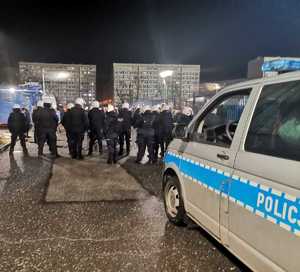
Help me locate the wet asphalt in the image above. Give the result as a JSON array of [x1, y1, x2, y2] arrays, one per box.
[[0, 138, 249, 272]]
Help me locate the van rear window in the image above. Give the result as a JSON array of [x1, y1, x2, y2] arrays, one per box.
[[245, 80, 300, 161]]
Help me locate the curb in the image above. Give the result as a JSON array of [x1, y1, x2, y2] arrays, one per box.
[[0, 143, 10, 153]]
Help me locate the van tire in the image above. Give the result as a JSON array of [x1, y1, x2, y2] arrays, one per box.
[[163, 175, 186, 226]]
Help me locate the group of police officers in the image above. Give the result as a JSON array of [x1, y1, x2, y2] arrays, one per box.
[[7, 97, 193, 164]]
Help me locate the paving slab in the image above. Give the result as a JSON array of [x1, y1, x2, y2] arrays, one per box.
[[46, 156, 149, 202]]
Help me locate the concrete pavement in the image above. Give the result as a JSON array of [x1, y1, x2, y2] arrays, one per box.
[[0, 135, 248, 271]]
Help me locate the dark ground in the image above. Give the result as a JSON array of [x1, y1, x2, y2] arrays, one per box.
[[0, 138, 249, 271]]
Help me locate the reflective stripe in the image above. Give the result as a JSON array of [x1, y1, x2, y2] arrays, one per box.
[[237, 200, 244, 207], [271, 189, 282, 197], [260, 184, 270, 192], [249, 181, 258, 188], [239, 178, 248, 184], [284, 193, 297, 202], [267, 216, 277, 224], [255, 210, 265, 218], [245, 205, 254, 213], [164, 152, 300, 237], [279, 222, 291, 232], [232, 175, 240, 181]]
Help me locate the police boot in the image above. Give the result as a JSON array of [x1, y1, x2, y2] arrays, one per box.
[[51, 150, 60, 158], [118, 148, 123, 156], [113, 152, 117, 164], [107, 153, 113, 164], [98, 142, 103, 155], [87, 143, 93, 156], [23, 147, 29, 156], [77, 151, 84, 160], [38, 145, 43, 157]]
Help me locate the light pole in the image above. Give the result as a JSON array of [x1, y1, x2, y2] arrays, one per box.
[[56, 72, 69, 104], [42, 68, 46, 93], [159, 70, 173, 104], [174, 81, 181, 108]]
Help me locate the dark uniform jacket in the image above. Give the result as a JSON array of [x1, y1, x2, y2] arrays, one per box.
[[8, 110, 28, 134], [159, 111, 174, 136], [152, 111, 162, 138], [105, 111, 120, 139], [177, 114, 193, 127], [69, 106, 89, 133], [132, 109, 141, 128], [88, 108, 105, 132], [118, 108, 132, 132], [61, 110, 72, 132], [32, 107, 43, 127], [36, 107, 59, 131], [136, 111, 155, 137], [23, 109, 32, 129]]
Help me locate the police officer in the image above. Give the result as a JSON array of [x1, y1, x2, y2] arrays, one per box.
[[22, 107, 32, 138], [132, 105, 141, 128], [36, 98, 59, 158], [88, 101, 105, 156], [7, 104, 29, 156], [135, 105, 155, 164], [159, 104, 174, 158], [32, 100, 44, 144], [68, 98, 89, 160], [152, 105, 162, 163], [61, 103, 74, 155], [118, 102, 132, 156], [178, 106, 193, 126], [104, 104, 119, 164]]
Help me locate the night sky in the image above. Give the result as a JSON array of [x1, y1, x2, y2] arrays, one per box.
[[1, 0, 300, 98]]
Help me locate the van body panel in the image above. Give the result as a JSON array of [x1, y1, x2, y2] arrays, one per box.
[[228, 168, 299, 272], [227, 77, 300, 272], [163, 73, 300, 272], [228, 229, 286, 272]]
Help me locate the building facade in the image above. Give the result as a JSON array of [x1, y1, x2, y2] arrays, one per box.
[[113, 63, 200, 106], [19, 62, 96, 106]]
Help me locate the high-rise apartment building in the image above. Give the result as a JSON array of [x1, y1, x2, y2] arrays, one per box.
[[113, 63, 200, 106], [19, 62, 96, 105]]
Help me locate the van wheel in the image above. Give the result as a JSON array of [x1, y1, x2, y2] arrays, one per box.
[[163, 176, 186, 226]]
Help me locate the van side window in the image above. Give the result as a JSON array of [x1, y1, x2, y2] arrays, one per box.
[[245, 80, 300, 161], [192, 90, 251, 148]]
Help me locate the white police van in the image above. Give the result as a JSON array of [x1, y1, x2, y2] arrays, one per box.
[[163, 71, 300, 272]]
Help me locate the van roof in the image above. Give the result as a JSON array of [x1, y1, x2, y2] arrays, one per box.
[[223, 71, 300, 91]]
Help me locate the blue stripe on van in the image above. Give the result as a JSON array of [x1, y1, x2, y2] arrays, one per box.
[[164, 152, 300, 236]]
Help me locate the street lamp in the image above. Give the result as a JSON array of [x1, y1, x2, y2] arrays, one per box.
[[159, 70, 173, 103], [159, 70, 173, 78], [56, 72, 70, 80], [42, 69, 70, 104], [42, 68, 46, 92]]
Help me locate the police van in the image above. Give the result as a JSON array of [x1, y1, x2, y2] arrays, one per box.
[[163, 70, 300, 272]]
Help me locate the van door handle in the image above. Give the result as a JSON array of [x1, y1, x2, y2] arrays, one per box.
[[217, 153, 229, 160]]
